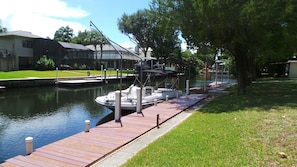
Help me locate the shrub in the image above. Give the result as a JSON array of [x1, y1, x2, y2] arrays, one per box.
[[73, 63, 78, 69], [80, 64, 87, 69], [35, 55, 55, 70]]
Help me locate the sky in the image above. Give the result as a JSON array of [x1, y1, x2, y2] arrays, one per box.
[[0, 0, 152, 48]]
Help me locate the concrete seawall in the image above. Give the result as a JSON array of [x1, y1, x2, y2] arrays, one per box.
[[0, 76, 135, 88], [0, 78, 55, 88]]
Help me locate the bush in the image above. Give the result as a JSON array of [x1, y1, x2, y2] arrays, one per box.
[[35, 55, 55, 70], [73, 63, 78, 69], [80, 64, 87, 69]]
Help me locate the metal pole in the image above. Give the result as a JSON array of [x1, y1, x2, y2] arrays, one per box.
[[204, 62, 207, 91], [90, 21, 123, 120], [186, 80, 189, 95], [156, 114, 160, 128]]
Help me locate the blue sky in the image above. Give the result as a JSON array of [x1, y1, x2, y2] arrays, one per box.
[[0, 0, 151, 48]]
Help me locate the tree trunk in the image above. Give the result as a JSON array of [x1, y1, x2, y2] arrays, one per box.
[[234, 44, 249, 94]]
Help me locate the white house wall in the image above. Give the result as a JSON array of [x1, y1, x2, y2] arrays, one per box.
[[289, 61, 297, 78], [0, 38, 17, 71]]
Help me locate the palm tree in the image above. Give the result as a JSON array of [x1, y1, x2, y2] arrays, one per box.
[[86, 31, 108, 70]]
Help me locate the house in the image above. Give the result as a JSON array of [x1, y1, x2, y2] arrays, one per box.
[[33, 39, 93, 69], [0, 30, 41, 71], [0, 30, 145, 71], [0, 31, 93, 71], [86, 44, 141, 70]]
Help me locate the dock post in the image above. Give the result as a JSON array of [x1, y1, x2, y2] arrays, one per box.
[[85, 120, 90, 132], [156, 114, 160, 128], [186, 80, 189, 95], [115, 91, 121, 123], [104, 69, 107, 81], [25, 137, 33, 155], [56, 67, 58, 82], [136, 87, 142, 113]]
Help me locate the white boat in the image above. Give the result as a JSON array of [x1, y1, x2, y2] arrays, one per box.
[[95, 84, 183, 111]]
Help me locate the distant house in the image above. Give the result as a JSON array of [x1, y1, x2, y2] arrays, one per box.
[[86, 44, 140, 70], [287, 60, 297, 78], [0, 30, 41, 71], [0, 30, 146, 71], [33, 39, 94, 69]]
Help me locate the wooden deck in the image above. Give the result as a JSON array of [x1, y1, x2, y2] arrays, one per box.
[[1, 94, 207, 167]]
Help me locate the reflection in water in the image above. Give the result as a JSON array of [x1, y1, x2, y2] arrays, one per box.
[[0, 82, 131, 163]]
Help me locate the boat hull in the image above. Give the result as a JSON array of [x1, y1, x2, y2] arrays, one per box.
[[95, 86, 182, 111]]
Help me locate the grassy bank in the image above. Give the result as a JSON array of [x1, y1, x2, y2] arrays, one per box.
[[0, 70, 132, 80], [122, 79, 297, 166]]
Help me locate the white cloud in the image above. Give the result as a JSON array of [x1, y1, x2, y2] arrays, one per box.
[[0, 0, 89, 38]]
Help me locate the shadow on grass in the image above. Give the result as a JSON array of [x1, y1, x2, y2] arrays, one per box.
[[200, 80, 297, 113]]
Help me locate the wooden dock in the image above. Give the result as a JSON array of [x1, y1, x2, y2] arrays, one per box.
[[1, 94, 207, 167]]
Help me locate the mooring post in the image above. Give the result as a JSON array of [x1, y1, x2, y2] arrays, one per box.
[[104, 69, 107, 81], [55, 67, 58, 82], [136, 87, 142, 113], [25, 137, 33, 155], [156, 114, 160, 128], [115, 91, 122, 126], [85, 120, 90, 132], [154, 99, 157, 106], [186, 80, 190, 95]]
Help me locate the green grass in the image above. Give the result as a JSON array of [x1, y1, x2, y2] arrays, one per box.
[[0, 70, 132, 79], [122, 79, 297, 167]]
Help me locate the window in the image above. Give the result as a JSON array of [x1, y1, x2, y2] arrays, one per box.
[[22, 40, 33, 48]]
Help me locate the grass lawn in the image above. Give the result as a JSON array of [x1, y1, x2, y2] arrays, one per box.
[[0, 70, 131, 80], [122, 79, 297, 167]]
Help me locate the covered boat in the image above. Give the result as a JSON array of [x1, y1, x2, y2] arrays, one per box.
[[95, 83, 182, 111], [95, 61, 183, 111]]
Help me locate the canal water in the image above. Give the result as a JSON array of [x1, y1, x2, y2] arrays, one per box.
[[0, 74, 230, 162]]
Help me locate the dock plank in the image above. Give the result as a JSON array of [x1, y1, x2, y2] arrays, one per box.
[[1, 94, 208, 166]]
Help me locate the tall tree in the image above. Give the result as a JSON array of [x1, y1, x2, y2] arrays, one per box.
[[148, 7, 181, 63], [71, 30, 89, 45], [118, 9, 155, 57], [53, 26, 74, 42], [0, 20, 7, 33], [152, 0, 297, 94]]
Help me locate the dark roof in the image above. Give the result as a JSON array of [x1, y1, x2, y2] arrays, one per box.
[[0, 30, 41, 38], [59, 41, 90, 50]]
